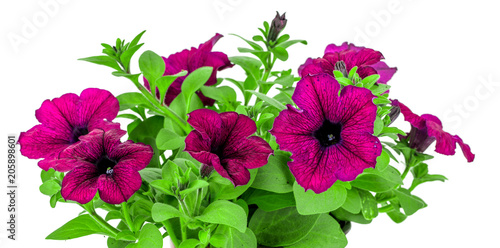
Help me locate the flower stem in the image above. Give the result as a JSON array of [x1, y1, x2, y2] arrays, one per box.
[[162, 220, 180, 248], [128, 76, 191, 135], [81, 202, 119, 238], [401, 165, 411, 181], [121, 202, 135, 233]]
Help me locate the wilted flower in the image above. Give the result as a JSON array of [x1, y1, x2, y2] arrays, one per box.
[[18, 88, 120, 171], [270, 73, 381, 193], [391, 100, 475, 162], [298, 42, 397, 85], [59, 129, 153, 204], [268, 11, 287, 43], [185, 109, 273, 186], [145, 33, 233, 106]]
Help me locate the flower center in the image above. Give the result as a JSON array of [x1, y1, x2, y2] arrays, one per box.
[[314, 119, 342, 148], [96, 155, 118, 176], [70, 126, 89, 144], [334, 60, 348, 77]]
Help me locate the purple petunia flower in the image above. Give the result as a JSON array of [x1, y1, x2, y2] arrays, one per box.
[[145, 33, 234, 106], [18, 88, 120, 172], [185, 109, 273, 186], [391, 100, 475, 162], [298, 42, 397, 85], [270, 73, 382, 193], [59, 129, 153, 204]]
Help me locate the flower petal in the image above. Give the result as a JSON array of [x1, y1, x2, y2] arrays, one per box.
[[453, 135, 475, 162], [336, 85, 377, 134], [335, 132, 382, 181], [219, 112, 257, 148], [270, 105, 321, 150], [18, 125, 71, 161], [35, 92, 78, 134], [292, 73, 340, 123], [76, 88, 119, 127], [391, 100, 426, 129], [98, 166, 142, 204], [187, 109, 223, 141], [371, 61, 397, 84], [61, 162, 99, 204], [218, 159, 252, 186], [287, 138, 338, 193], [224, 136, 273, 169], [185, 130, 211, 153], [109, 140, 153, 171]]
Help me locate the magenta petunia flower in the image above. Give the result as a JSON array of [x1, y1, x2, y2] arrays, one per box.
[[270, 73, 382, 193], [184, 109, 273, 186], [59, 129, 153, 204], [145, 33, 233, 106], [298, 42, 397, 85], [391, 100, 475, 162], [18, 88, 120, 171]]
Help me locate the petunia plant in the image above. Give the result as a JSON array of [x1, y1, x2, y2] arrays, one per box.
[[19, 12, 474, 248]]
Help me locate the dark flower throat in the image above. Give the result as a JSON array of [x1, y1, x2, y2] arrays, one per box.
[[96, 155, 117, 176], [314, 120, 342, 148], [70, 126, 89, 144]]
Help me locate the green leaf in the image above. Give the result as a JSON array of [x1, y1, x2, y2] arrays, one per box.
[[41, 168, 56, 183], [251, 151, 294, 193], [230, 33, 264, 51], [132, 223, 163, 248], [246, 90, 286, 110], [150, 179, 174, 196], [46, 214, 115, 240], [210, 169, 258, 200], [331, 208, 372, 224], [293, 182, 347, 215], [128, 116, 164, 168], [341, 187, 362, 214], [213, 225, 257, 248], [286, 214, 347, 248], [79, 55, 122, 71], [361, 74, 380, 88], [394, 188, 427, 216], [138, 168, 162, 184], [180, 180, 209, 197], [181, 66, 213, 101], [245, 189, 295, 212], [196, 200, 247, 233], [105, 211, 122, 221], [107, 237, 133, 248], [156, 128, 185, 150], [116, 92, 153, 111], [139, 50, 165, 87], [200, 85, 237, 104], [120, 43, 144, 72], [151, 203, 186, 222], [358, 189, 378, 220], [39, 179, 61, 196], [178, 239, 200, 248], [376, 150, 390, 171], [116, 230, 136, 241], [272, 46, 289, 61], [350, 166, 402, 193], [249, 207, 320, 247], [276, 39, 307, 49], [371, 84, 391, 95], [373, 116, 383, 136], [156, 71, 188, 103], [386, 207, 407, 223]]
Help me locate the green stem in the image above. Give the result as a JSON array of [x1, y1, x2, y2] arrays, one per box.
[[401, 165, 411, 181], [129, 78, 191, 134], [378, 205, 394, 213], [121, 202, 135, 233], [162, 220, 180, 248], [82, 202, 119, 238]]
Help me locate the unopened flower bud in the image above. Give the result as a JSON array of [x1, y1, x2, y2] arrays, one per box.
[[388, 105, 401, 125], [268, 11, 287, 43], [334, 61, 348, 77], [200, 163, 214, 178]]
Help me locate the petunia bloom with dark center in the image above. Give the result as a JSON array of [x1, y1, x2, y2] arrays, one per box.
[[270, 73, 382, 193], [391, 100, 475, 162], [298, 42, 397, 85], [145, 33, 234, 106], [59, 129, 153, 204], [185, 109, 273, 186], [18, 88, 120, 172]]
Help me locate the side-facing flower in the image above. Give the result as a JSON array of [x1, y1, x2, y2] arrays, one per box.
[[59, 129, 153, 204], [18, 88, 120, 171], [185, 109, 273, 186], [298, 42, 397, 85], [391, 100, 475, 162], [270, 73, 381, 193], [145, 33, 234, 106]]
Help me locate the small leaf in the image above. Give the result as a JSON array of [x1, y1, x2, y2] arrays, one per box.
[[46, 214, 115, 240], [178, 239, 200, 248], [133, 223, 163, 248], [358, 189, 378, 220], [180, 180, 209, 197], [394, 188, 427, 216], [293, 181, 347, 215], [156, 128, 185, 150], [79, 55, 122, 71], [39, 179, 61, 196], [116, 92, 153, 111], [151, 203, 186, 222], [246, 90, 286, 110], [181, 67, 213, 101], [196, 200, 247, 233], [272, 46, 289, 61]]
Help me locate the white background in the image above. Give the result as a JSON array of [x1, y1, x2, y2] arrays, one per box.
[[1, 0, 499, 247]]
